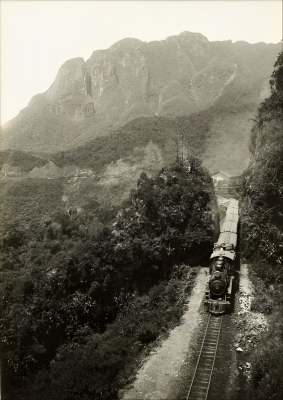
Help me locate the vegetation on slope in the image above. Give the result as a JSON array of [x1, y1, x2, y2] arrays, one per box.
[[1, 157, 217, 400], [0, 150, 49, 172], [240, 51, 283, 400], [51, 112, 213, 172], [0, 179, 65, 237]]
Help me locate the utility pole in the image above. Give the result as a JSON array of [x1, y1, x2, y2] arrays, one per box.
[[176, 134, 179, 161], [177, 134, 183, 162]]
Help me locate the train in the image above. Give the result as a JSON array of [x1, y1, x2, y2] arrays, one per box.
[[204, 199, 239, 315]]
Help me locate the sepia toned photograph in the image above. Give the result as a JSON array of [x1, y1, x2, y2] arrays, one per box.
[[0, 1, 282, 399]]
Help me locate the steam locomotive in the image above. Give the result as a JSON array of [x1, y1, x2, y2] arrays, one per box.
[[204, 199, 239, 315]]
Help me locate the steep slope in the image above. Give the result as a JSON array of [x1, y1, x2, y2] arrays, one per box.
[[241, 51, 283, 278], [239, 51, 283, 400]]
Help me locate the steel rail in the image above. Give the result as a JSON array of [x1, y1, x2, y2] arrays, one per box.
[[186, 313, 212, 399], [204, 315, 223, 400], [186, 314, 223, 400]]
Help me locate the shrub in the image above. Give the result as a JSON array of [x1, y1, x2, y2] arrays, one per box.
[[250, 294, 273, 315]]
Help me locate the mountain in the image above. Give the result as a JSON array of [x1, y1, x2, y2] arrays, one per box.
[[0, 32, 281, 228], [1, 32, 280, 161]]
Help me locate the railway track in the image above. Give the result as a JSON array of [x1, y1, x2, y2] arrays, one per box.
[[186, 314, 223, 400]]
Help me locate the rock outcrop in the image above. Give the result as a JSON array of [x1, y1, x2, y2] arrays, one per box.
[[46, 58, 95, 120]]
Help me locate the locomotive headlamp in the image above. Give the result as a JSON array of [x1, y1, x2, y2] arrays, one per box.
[[214, 271, 221, 278]]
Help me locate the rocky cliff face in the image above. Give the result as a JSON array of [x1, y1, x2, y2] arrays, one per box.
[[42, 32, 214, 125], [1, 32, 281, 169], [46, 58, 95, 120]]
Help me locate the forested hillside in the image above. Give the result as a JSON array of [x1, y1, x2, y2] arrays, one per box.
[[240, 51, 283, 399], [49, 105, 252, 174], [0, 107, 240, 241], [51, 111, 212, 170], [1, 157, 218, 400]]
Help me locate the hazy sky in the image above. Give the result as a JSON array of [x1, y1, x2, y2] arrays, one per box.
[[1, 0, 282, 125]]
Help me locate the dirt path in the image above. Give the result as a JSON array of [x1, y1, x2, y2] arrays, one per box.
[[121, 267, 209, 400]]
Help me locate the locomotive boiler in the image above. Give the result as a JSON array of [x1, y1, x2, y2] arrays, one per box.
[[204, 199, 239, 314]]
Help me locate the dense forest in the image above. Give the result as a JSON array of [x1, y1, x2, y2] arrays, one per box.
[[1, 157, 217, 399], [240, 51, 283, 399]]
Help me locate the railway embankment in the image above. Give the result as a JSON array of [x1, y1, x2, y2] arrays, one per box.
[[231, 263, 269, 399], [121, 267, 209, 400], [230, 259, 282, 400]]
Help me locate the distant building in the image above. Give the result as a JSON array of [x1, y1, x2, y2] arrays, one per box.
[[211, 170, 243, 186]]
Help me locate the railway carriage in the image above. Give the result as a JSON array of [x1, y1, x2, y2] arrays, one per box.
[[204, 199, 239, 314]]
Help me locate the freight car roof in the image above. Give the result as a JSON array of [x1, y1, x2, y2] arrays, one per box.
[[217, 232, 237, 247], [223, 214, 239, 223], [221, 221, 238, 234]]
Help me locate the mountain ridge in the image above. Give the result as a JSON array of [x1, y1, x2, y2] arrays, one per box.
[[1, 31, 281, 174]]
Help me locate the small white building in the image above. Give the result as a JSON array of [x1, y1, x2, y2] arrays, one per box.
[[211, 170, 243, 186]]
